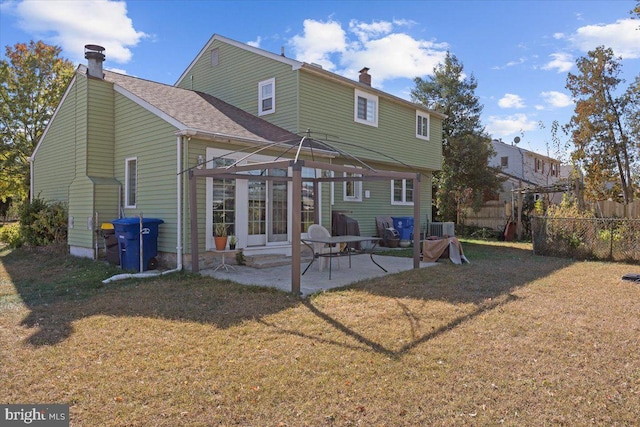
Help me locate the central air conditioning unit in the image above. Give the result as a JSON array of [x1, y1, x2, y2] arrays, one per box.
[[429, 222, 455, 237]]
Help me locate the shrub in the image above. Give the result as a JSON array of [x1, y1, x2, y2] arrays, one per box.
[[18, 197, 68, 247], [0, 222, 22, 248]]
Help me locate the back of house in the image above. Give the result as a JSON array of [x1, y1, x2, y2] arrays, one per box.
[[31, 35, 444, 269]]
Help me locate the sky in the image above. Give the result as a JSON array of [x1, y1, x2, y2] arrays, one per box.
[[1, 0, 639, 160]]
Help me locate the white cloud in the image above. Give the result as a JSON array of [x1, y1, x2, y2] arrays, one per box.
[[348, 19, 393, 42], [498, 93, 525, 109], [290, 19, 448, 88], [540, 91, 573, 108], [340, 33, 448, 85], [247, 37, 262, 48], [106, 67, 127, 75], [290, 19, 347, 71], [570, 18, 640, 59], [12, 0, 147, 64], [542, 52, 574, 73], [486, 114, 538, 137]]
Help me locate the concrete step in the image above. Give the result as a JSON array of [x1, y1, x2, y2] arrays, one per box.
[[244, 254, 312, 269]]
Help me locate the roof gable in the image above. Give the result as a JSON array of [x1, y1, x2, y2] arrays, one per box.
[[175, 34, 303, 88], [104, 69, 301, 144], [175, 34, 445, 120]]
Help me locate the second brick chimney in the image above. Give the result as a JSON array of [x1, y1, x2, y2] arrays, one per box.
[[359, 67, 371, 86]]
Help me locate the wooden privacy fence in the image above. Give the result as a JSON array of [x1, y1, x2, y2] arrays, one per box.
[[587, 200, 640, 218], [463, 201, 508, 230], [464, 200, 640, 232]]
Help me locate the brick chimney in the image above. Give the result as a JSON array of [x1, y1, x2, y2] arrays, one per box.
[[359, 67, 371, 86], [84, 44, 105, 79]]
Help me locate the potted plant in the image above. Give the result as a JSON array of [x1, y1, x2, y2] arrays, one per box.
[[214, 219, 228, 251], [228, 235, 236, 250]]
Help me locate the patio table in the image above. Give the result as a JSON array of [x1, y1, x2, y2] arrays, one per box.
[[210, 249, 239, 272], [301, 235, 385, 279]]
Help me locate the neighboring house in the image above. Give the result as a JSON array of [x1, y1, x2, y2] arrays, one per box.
[[30, 36, 444, 276], [464, 139, 568, 233], [489, 138, 565, 205]]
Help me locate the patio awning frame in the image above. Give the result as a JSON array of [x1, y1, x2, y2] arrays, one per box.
[[187, 142, 423, 295]]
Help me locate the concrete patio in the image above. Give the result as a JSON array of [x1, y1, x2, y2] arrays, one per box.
[[200, 253, 439, 296]]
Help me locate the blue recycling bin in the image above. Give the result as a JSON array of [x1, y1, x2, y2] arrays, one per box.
[[392, 216, 414, 241], [112, 217, 164, 271]]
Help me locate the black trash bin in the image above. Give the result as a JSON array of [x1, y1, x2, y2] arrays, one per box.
[[101, 223, 119, 265], [112, 217, 164, 272]]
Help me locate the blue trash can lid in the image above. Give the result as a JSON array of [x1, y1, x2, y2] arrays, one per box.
[[112, 217, 164, 225]]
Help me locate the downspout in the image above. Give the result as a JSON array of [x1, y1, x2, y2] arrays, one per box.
[[169, 135, 184, 273], [160, 134, 184, 274]]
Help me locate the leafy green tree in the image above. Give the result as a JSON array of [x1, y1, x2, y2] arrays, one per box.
[[565, 46, 638, 203], [0, 40, 74, 203], [411, 51, 502, 222], [437, 133, 504, 223], [411, 51, 485, 142]]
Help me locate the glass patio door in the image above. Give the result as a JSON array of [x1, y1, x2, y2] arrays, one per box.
[[245, 168, 288, 246], [246, 178, 266, 246], [267, 168, 288, 243]]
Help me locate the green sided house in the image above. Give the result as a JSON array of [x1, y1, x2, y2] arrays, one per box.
[[31, 36, 444, 291]]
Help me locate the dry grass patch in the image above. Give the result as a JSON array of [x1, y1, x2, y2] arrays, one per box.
[[1, 243, 639, 426]]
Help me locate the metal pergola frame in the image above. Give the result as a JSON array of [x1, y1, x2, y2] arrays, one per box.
[[187, 141, 424, 295]]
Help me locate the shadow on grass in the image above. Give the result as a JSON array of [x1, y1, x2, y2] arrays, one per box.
[[258, 241, 574, 357], [0, 247, 300, 346], [1, 241, 573, 353]]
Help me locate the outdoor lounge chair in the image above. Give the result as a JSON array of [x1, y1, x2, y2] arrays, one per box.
[[307, 224, 341, 272]]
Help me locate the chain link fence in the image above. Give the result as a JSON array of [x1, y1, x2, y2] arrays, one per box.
[[531, 216, 640, 263]]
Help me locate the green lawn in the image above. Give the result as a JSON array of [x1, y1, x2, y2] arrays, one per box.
[[1, 241, 639, 426]]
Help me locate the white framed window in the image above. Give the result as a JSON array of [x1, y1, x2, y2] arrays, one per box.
[[501, 156, 509, 168], [354, 89, 378, 126], [391, 179, 414, 205], [416, 111, 430, 140], [125, 157, 137, 208], [258, 78, 275, 116], [343, 167, 362, 202]]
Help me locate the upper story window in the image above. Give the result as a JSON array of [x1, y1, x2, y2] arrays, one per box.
[[391, 179, 414, 205], [501, 156, 509, 168], [258, 78, 275, 116], [416, 111, 430, 140], [343, 167, 363, 202], [535, 158, 544, 174], [125, 157, 137, 208], [354, 89, 378, 127], [550, 162, 558, 177]]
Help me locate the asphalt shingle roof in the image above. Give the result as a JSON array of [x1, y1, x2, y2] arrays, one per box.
[[102, 69, 302, 145]]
